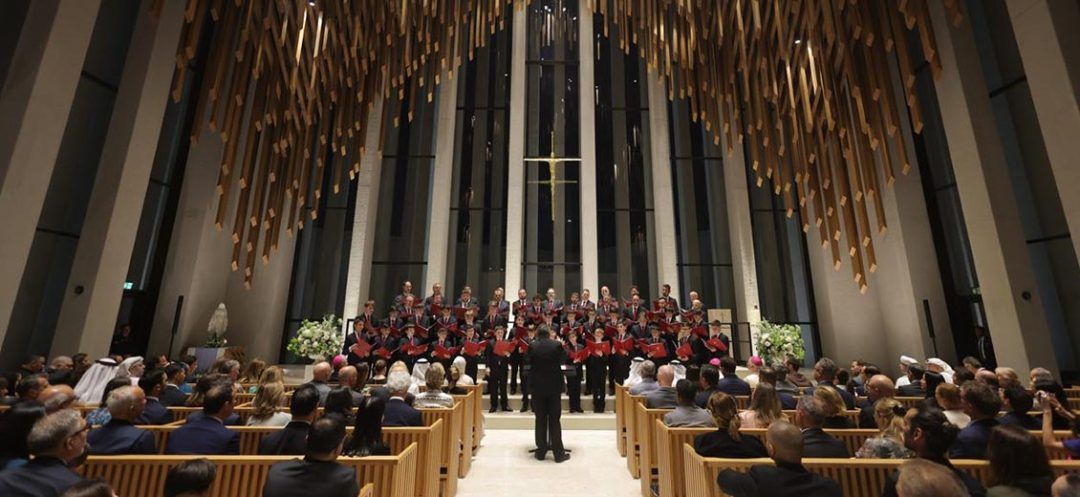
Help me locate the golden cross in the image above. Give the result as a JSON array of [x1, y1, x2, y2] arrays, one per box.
[[525, 130, 580, 221]]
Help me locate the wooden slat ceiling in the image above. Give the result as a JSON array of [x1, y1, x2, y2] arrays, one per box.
[[170, 0, 962, 291]]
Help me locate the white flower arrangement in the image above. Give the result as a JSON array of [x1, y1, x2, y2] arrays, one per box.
[[752, 320, 806, 366], [287, 315, 344, 362]]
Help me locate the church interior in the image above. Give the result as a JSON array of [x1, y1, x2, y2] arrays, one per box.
[[1, 0, 1080, 496]]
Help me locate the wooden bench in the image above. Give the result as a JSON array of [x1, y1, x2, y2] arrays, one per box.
[[682, 446, 1080, 497], [419, 401, 465, 497], [456, 383, 486, 451], [624, 394, 647, 478], [81, 445, 416, 497], [615, 384, 629, 457], [654, 422, 712, 497], [451, 390, 476, 477], [636, 403, 674, 496], [138, 421, 444, 497]]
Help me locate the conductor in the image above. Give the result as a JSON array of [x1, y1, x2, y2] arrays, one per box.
[[528, 325, 570, 462]]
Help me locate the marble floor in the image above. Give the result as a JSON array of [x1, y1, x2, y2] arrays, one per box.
[[457, 429, 640, 497]]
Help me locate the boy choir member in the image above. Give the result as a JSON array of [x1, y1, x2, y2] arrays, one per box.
[[482, 303, 507, 336], [518, 327, 538, 412], [429, 327, 458, 372], [585, 328, 609, 413], [383, 308, 407, 333], [397, 326, 426, 371], [694, 321, 731, 365], [485, 327, 512, 412], [643, 326, 673, 367], [564, 329, 586, 413], [609, 322, 634, 392], [459, 326, 485, 381]]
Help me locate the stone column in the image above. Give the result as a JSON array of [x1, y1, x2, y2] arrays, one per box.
[[718, 133, 762, 342], [927, 0, 1057, 375], [341, 100, 385, 319], [51, 0, 186, 359], [578, 0, 599, 296], [504, 1, 527, 320], [1007, 0, 1080, 262], [0, 0, 102, 349], [645, 72, 681, 300], [423, 57, 459, 295]]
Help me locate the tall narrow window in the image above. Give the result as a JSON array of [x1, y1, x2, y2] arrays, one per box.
[[446, 3, 513, 302], [522, 0, 581, 295], [593, 13, 657, 300]]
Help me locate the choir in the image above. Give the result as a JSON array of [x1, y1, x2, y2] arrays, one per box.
[[342, 282, 732, 413]]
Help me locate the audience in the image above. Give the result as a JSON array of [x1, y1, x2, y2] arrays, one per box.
[[814, 387, 855, 429], [246, 382, 291, 427], [382, 371, 422, 426], [694, 365, 722, 408], [664, 379, 715, 428], [743, 356, 762, 389], [259, 384, 319, 455], [336, 366, 366, 406], [759, 367, 797, 409], [414, 364, 454, 408], [785, 356, 813, 388], [0, 409, 88, 497], [447, 366, 468, 395], [794, 396, 849, 458], [881, 404, 985, 497], [922, 371, 946, 402], [369, 360, 388, 385], [738, 383, 786, 429], [716, 421, 842, 497], [949, 381, 1001, 459], [240, 359, 268, 389], [160, 364, 188, 407], [856, 398, 914, 459], [895, 459, 972, 497], [0, 402, 47, 470], [451, 357, 474, 386], [45, 357, 74, 388], [135, 370, 170, 425], [1053, 474, 1080, 497], [998, 387, 1040, 430], [936, 383, 971, 429], [87, 386, 156, 455], [324, 388, 358, 424], [716, 356, 752, 396], [897, 363, 927, 397], [858, 375, 895, 429], [811, 358, 854, 409], [165, 382, 239, 455], [995, 367, 1021, 390], [58, 480, 117, 497], [1038, 391, 1080, 458], [693, 392, 767, 458], [344, 396, 392, 457], [263, 416, 359, 497], [645, 365, 677, 409], [305, 362, 333, 406], [986, 424, 1053, 497], [164, 458, 216, 497], [628, 360, 659, 395], [16, 374, 47, 404], [39, 385, 77, 413], [85, 378, 132, 427]]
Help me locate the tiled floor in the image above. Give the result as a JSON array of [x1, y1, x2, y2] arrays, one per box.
[[457, 429, 640, 497]]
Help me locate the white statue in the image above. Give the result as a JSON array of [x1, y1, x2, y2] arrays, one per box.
[[207, 303, 229, 343]]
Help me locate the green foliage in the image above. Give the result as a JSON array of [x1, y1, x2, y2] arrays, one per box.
[[752, 320, 806, 366]]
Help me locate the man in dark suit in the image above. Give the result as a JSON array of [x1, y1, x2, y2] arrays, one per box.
[[794, 396, 849, 458], [897, 363, 928, 397], [165, 382, 240, 455], [528, 325, 569, 462], [0, 409, 87, 496], [260, 385, 320, 455], [644, 365, 677, 409], [881, 405, 986, 497], [716, 357, 752, 396], [87, 386, 156, 455], [810, 358, 855, 409], [382, 371, 422, 427], [949, 382, 1000, 459], [857, 375, 895, 429], [717, 422, 842, 497], [135, 370, 171, 425], [658, 283, 679, 310], [160, 363, 188, 407], [695, 365, 723, 408], [263, 416, 359, 497]]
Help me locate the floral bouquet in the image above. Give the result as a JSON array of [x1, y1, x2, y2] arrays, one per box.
[[287, 315, 344, 362], [752, 320, 806, 366]]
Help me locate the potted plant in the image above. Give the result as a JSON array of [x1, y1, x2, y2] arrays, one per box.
[[752, 320, 806, 366]]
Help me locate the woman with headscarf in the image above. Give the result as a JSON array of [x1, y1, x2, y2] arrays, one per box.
[[115, 356, 145, 386], [73, 357, 119, 404], [451, 357, 474, 386], [623, 357, 645, 387]]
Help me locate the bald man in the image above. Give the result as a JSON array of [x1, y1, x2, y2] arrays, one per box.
[[717, 421, 842, 497], [305, 362, 333, 405], [337, 366, 365, 406], [38, 385, 76, 413], [858, 375, 896, 429], [645, 365, 677, 408]]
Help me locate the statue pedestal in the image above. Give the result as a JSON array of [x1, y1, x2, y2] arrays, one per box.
[[185, 347, 244, 373]]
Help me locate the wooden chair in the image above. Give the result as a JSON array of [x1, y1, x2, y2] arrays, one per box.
[[419, 401, 464, 497], [81, 444, 417, 497]]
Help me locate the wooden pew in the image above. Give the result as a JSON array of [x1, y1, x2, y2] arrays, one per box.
[[615, 384, 629, 457], [625, 394, 646, 478], [682, 446, 1080, 497], [636, 403, 674, 497], [457, 383, 486, 451], [451, 390, 475, 477], [139, 422, 444, 497], [81, 445, 417, 497], [419, 401, 464, 497], [654, 422, 712, 497]]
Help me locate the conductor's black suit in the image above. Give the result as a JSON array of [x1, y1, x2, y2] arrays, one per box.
[[527, 333, 568, 459]]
